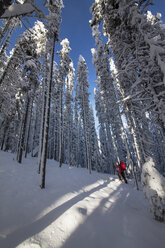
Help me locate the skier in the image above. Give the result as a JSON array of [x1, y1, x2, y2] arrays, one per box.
[[116, 161, 128, 184]]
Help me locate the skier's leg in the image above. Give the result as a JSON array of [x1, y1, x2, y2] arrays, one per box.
[[121, 171, 128, 183]]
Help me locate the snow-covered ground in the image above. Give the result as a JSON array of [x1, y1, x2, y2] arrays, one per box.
[[0, 151, 164, 248]]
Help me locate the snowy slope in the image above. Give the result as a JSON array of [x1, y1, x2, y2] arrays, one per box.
[[0, 151, 164, 248]]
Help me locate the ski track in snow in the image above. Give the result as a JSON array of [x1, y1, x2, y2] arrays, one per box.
[[0, 151, 165, 248]]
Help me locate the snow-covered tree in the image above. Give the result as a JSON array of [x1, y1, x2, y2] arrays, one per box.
[[57, 38, 72, 168], [63, 61, 75, 165], [94, 87, 109, 172], [5, 21, 47, 163], [47, 61, 59, 160], [0, 20, 47, 165], [73, 85, 81, 167], [77, 55, 91, 173]]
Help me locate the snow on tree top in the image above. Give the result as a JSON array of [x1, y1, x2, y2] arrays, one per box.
[[60, 38, 71, 53], [61, 38, 69, 46], [78, 55, 85, 63], [156, 13, 162, 20]]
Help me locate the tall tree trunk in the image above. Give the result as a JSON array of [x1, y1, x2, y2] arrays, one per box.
[[40, 33, 56, 188], [1, 118, 9, 150], [25, 91, 35, 158], [76, 118, 80, 167], [82, 95, 91, 174], [31, 106, 37, 157], [123, 128, 139, 190], [105, 121, 116, 173], [53, 104, 59, 160], [38, 74, 47, 173], [17, 96, 29, 163], [59, 85, 63, 167]]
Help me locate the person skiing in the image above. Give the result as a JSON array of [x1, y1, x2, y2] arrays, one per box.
[[116, 161, 128, 184]]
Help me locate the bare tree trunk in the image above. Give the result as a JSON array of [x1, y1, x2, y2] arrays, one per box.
[[59, 85, 63, 167], [17, 96, 29, 163], [105, 120, 116, 173], [53, 121, 57, 160], [31, 106, 37, 157], [25, 92, 34, 158], [124, 131, 139, 190], [1, 118, 9, 150], [38, 73, 47, 173], [53, 103, 59, 160], [82, 95, 91, 174], [75, 95, 79, 167], [40, 34, 56, 188]]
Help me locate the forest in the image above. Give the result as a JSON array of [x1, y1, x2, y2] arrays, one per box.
[[0, 1, 165, 247], [0, 0, 165, 223]]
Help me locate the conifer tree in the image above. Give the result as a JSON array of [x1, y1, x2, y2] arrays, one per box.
[[57, 38, 72, 167], [64, 61, 75, 165], [77, 55, 91, 173]]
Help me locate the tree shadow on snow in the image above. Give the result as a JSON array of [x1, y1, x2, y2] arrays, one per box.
[[61, 183, 126, 248], [61, 182, 165, 248], [0, 177, 116, 248]]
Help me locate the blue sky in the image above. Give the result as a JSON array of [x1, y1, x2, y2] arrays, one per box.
[[2, 0, 165, 101], [149, 0, 165, 19], [58, 0, 96, 99]]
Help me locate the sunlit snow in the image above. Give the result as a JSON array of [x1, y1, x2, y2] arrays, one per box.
[[0, 151, 165, 248]]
